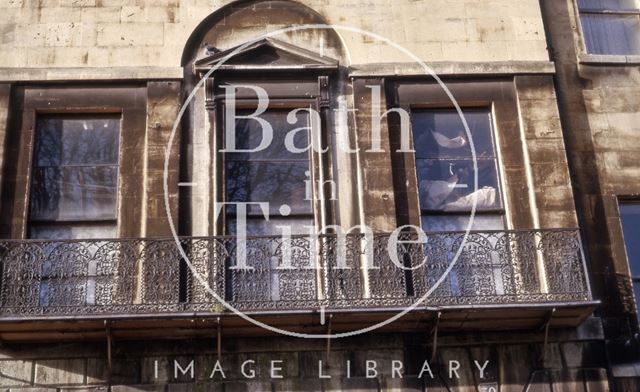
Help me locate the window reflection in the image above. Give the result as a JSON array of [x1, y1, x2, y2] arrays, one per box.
[[416, 160, 500, 211], [619, 202, 640, 318], [28, 116, 120, 239], [412, 111, 496, 159], [578, 0, 640, 55], [411, 109, 503, 232], [225, 109, 314, 236]]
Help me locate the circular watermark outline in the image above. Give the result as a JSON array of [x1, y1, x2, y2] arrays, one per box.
[[163, 24, 479, 339]]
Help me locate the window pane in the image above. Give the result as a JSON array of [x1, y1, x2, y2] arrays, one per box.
[[225, 161, 311, 215], [33, 119, 63, 167], [226, 110, 310, 161], [35, 117, 120, 166], [620, 203, 640, 277], [635, 282, 640, 316], [581, 14, 640, 55], [29, 223, 117, 240], [416, 159, 501, 211], [578, 0, 639, 11], [421, 214, 504, 232], [29, 115, 121, 238], [411, 110, 495, 159], [224, 109, 314, 236], [30, 166, 118, 221]]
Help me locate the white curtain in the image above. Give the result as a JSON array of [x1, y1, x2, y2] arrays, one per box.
[[443, 187, 497, 211], [432, 130, 467, 149], [421, 175, 459, 209]]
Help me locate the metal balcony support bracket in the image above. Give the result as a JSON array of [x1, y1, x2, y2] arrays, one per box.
[[539, 308, 556, 363], [326, 314, 333, 357], [430, 311, 442, 364], [216, 317, 222, 360], [105, 320, 113, 379]]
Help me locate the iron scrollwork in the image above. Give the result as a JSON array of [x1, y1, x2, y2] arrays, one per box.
[[0, 229, 592, 317]]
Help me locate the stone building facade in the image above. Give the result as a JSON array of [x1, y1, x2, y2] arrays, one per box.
[[539, 0, 640, 390], [0, 0, 635, 391]]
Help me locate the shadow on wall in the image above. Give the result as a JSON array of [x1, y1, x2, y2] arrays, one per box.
[[0, 335, 610, 390]]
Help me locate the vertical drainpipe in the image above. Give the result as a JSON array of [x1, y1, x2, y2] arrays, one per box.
[[536, 0, 616, 390]]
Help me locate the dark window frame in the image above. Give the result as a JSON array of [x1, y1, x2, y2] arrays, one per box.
[[409, 106, 506, 232], [1, 85, 148, 239], [577, 0, 640, 55], [618, 197, 640, 318], [387, 79, 527, 231], [27, 114, 123, 240], [207, 75, 335, 237], [220, 99, 320, 236]]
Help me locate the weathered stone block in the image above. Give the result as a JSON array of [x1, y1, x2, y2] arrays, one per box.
[[81, 7, 122, 23], [222, 381, 272, 392], [96, 22, 164, 47], [436, 348, 475, 391], [353, 349, 405, 377], [323, 377, 380, 392], [87, 357, 140, 385], [59, 0, 96, 7], [380, 376, 424, 392], [272, 379, 322, 392], [39, 7, 82, 23], [467, 17, 514, 43], [111, 385, 166, 392], [0, 360, 33, 387], [14, 24, 47, 47], [540, 343, 563, 370], [561, 342, 606, 369], [7, 388, 57, 392], [526, 370, 552, 392], [550, 369, 583, 392], [583, 368, 608, 392], [497, 344, 532, 392], [299, 350, 351, 378], [141, 356, 174, 384], [34, 359, 85, 385]]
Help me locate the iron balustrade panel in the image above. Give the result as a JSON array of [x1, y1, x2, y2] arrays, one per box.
[[419, 230, 590, 305], [0, 229, 592, 317]]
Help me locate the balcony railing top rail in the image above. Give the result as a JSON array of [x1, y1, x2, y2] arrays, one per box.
[[0, 229, 592, 318]]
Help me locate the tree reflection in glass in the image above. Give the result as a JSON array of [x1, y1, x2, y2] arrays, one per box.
[[225, 110, 313, 236], [28, 116, 120, 239]]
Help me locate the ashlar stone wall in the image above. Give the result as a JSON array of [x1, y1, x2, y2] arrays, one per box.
[[0, 0, 549, 69]]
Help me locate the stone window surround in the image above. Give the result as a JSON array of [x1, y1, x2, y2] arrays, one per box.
[[408, 107, 505, 232], [387, 78, 532, 230], [572, 0, 640, 65], [205, 75, 336, 236], [0, 85, 148, 239]]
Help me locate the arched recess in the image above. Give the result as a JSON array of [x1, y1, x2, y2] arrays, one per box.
[[179, 0, 358, 239], [181, 0, 347, 69]]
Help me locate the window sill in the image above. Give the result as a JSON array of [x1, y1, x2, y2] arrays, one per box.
[[579, 53, 640, 66]]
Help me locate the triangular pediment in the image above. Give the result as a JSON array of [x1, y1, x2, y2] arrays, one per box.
[[194, 37, 339, 73]]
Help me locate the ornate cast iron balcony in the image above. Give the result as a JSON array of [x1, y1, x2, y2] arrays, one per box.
[[0, 229, 592, 319]]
